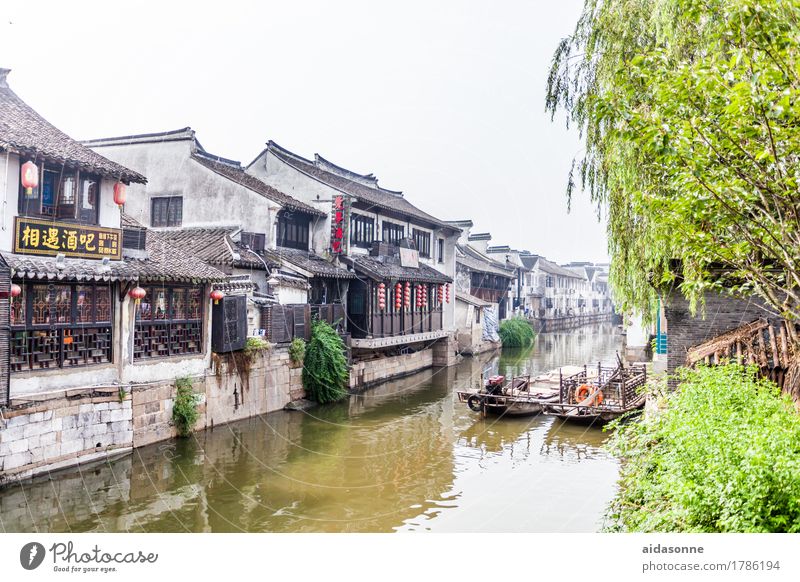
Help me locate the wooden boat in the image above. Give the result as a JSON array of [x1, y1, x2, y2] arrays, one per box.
[[457, 357, 647, 423], [540, 359, 647, 424], [456, 374, 560, 417]]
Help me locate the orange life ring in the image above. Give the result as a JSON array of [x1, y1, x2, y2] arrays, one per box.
[[574, 384, 604, 405]]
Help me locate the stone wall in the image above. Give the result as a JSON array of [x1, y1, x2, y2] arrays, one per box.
[[1, 346, 304, 483], [350, 347, 434, 390], [205, 349, 304, 428], [664, 290, 780, 386], [0, 386, 133, 484]]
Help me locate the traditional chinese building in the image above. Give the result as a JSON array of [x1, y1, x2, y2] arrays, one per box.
[[0, 68, 239, 482], [82, 128, 355, 340], [246, 142, 460, 364]]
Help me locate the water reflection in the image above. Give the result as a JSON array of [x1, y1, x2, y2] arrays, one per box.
[[0, 324, 622, 533]]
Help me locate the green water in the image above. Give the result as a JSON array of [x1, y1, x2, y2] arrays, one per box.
[[0, 324, 624, 532]]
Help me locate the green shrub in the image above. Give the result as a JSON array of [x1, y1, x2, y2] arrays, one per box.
[[605, 364, 800, 532], [288, 337, 306, 364], [244, 336, 271, 358], [302, 320, 349, 404], [498, 317, 535, 348], [172, 377, 200, 438]]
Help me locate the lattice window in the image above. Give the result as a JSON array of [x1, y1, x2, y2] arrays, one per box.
[[10, 281, 114, 373], [133, 285, 204, 360]]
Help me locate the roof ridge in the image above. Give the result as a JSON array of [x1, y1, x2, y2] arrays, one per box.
[[0, 73, 145, 183], [193, 148, 241, 168], [81, 127, 195, 146]]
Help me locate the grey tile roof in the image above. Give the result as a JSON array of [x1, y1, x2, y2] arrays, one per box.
[[343, 254, 452, 284], [0, 69, 146, 184], [153, 227, 279, 270], [191, 152, 325, 217], [266, 247, 355, 279], [456, 244, 515, 278], [455, 291, 492, 307], [1, 230, 225, 283], [259, 142, 458, 231], [536, 257, 585, 279]]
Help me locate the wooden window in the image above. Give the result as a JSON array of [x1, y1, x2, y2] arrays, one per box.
[[412, 229, 431, 258], [437, 238, 444, 263], [350, 213, 375, 248], [241, 231, 266, 252], [18, 163, 100, 224], [151, 196, 183, 227], [9, 281, 113, 372], [381, 221, 404, 245], [276, 211, 310, 250], [134, 285, 203, 360]]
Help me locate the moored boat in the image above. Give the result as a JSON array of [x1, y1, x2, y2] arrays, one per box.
[[457, 357, 647, 423], [456, 374, 560, 417]]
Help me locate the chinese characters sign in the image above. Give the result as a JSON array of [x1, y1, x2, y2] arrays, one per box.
[[14, 217, 122, 260], [330, 194, 350, 254]]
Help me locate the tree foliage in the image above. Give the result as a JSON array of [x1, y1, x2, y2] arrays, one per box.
[[302, 320, 349, 404], [172, 377, 200, 438], [605, 364, 800, 532], [499, 317, 536, 348], [546, 0, 800, 329]]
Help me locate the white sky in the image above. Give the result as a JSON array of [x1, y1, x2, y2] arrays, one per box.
[[0, 0, 608, 264]]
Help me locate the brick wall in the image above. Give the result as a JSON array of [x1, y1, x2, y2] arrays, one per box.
[[665, 290, 781, 385]]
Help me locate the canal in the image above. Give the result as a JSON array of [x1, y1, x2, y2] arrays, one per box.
[[0, 324, 623, 533]]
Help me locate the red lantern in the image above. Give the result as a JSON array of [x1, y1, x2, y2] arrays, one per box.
[[437, 284, 443, 304], [404, 282, 411, 308], [416, 285, 422, 308], [10, 283, 22, 298], [445, 283, 451, 303], [377, 282, 386, 310], [113, 182, 127, 206], [394, 283, 402, 309], [421, 284, 428, 308], [21, 161, 39, 196], [129, 286, 146, 305], [210, 289, 224, 305]]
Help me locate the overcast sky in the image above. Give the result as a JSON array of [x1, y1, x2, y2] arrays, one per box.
[[0, 0, 607, 264]]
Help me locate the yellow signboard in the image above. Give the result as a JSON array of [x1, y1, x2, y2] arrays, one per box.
[[13, 217, 122, 260]]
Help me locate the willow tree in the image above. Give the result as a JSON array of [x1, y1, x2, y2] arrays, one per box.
[[546, 0, 800, 398]]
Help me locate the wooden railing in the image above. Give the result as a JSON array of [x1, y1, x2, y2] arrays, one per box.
[[560, 363, 646, 408], [686, 318, 793, 387]]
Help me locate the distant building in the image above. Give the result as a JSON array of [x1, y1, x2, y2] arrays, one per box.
[[447, 222, 514, 354]]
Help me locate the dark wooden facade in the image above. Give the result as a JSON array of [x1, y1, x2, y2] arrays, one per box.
[[348, 279, 444, 340], [261, 302, 346, 343]]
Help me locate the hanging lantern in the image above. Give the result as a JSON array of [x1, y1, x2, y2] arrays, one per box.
[[377, 282, 386, 311], [437, 284, 443, 304], [445, 283, 451, 303], [20, 161, 39, 196], [394, 283, 402, 309], [10, 283, 22, 298], [128, 286, 146, 305], [421, 284, 428, 308], [403, 282, 411, 309], [210, 289, 224, 305], [113, 182, 127, 206], [415, 284, 422, 308]]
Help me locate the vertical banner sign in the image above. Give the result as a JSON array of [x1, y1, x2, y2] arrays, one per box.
[[330, 195, 350, 255]]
